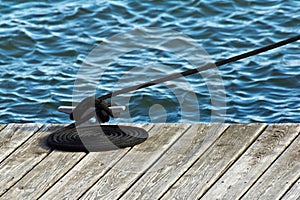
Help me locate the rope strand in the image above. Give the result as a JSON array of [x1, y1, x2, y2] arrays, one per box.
[[98, 34, 300, 100]]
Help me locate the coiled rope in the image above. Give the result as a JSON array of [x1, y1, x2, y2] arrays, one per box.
[[47, 34, 300, 152], [47, 123, 148, 152]]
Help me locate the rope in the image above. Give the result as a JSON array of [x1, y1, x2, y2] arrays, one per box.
[[51, 34, 299, 152], [70, 96, 112, 124], [70, 34, 300, 124], [47, 123, 148, 152], [98, 34, 300, 101]]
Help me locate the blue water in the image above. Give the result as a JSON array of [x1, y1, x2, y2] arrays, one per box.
[[1, 0, 299, 124]]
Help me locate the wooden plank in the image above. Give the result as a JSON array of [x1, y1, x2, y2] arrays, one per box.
[[79, 123, 191, 200], [202, 124, 300, 200], [1, 151, 86, 200], [161, 123, 266, 200], [0, 124, 61, 196], [0, 123, 42, 163], [119, 123, 229, 199], [0, 124, 6, 131], [281, 178, 300, 200], [241, 134, 300, 200], [39, 124, 154, 200]]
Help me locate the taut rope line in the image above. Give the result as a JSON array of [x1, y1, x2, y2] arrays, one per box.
[[98, 35, 300, 101]]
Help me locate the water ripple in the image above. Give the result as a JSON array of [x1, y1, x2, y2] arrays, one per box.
[[0, 0, 299, 123]]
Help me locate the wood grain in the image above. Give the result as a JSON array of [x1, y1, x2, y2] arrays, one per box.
[[0, 123, 42, 163], [79, 123, 191, 200], [202, 124, 300, 200], [0, 124, 6, 132], [161, 124, 266, 200], [0, 124, 61, 197], [0, 123, 298, 200], [39, 124, 153, 200], [281, 178, 300, 200], [241, 134, 300, 200], [119, 124, 229, 199], [2, 151, 85, 200]]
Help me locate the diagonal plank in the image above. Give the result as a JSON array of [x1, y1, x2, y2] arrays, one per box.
[[281, 178, 300, 200], [161, 123, 266, 200], [241, 134, 300, 200], [1, 124, 86, 200], [119, 124, 229, 199], [2, 151, 85, 200], [79, 123, 191, 200], [0, 124, 6, 132], [0, 123, 42, 163], [0, 124, 61, 197], [202, 124, 300, 200], [38, 124, 154, 200]]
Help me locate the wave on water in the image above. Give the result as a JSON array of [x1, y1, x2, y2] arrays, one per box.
[[0, 0, 299, 123]]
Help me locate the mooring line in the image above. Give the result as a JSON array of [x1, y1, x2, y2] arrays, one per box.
[[98, 34, 300, 100]]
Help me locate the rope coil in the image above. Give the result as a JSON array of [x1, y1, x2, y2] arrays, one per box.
[[47, 123, 148, 152], [47, 34, 300, 152]]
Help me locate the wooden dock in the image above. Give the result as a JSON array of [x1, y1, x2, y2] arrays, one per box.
[[0, 123, 299, 200]]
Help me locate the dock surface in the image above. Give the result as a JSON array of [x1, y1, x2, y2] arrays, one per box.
[[0, 123, 299, 200]]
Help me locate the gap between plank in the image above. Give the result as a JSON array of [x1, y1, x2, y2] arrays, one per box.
[[76, 148, 134, 200], [157, 124, 232, 200], [38, 124, 149, 199], [279, 176, 300, 200], [36, 151, 88, 199], [76, 124, 156, 200], [0, 124, 7, 132], [117, 124, 193, 200], [239, 127, 300, 199], [197, 124, 268, 199], [0, 147, 54, 198], [0, 124, 45, 166], [0, 124, 47, 198]]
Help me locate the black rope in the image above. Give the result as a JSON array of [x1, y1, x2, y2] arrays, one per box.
[[47, 123, 148, 152], [70, 96, 112, 124], [56, 34, 300, 152], [70, 34, 300, 124], [98, 34, 300, 101]]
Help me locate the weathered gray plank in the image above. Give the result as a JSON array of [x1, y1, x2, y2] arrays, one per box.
[[281, 178, 300, 200], [0, 124, 60, 197], [161, 124, 266, 200], [39, 124, 154, 200], [79, 123, 191, 200], [0, 123, 42, 163], [242, 134, 300, 200], [202, 124, 300, 200], [1, 150, 86, 200], [2, 123, 298, 200], [120, 124, 229, 200]]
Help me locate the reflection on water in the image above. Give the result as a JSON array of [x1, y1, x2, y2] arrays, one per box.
[[0, 0, 299, 123]]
